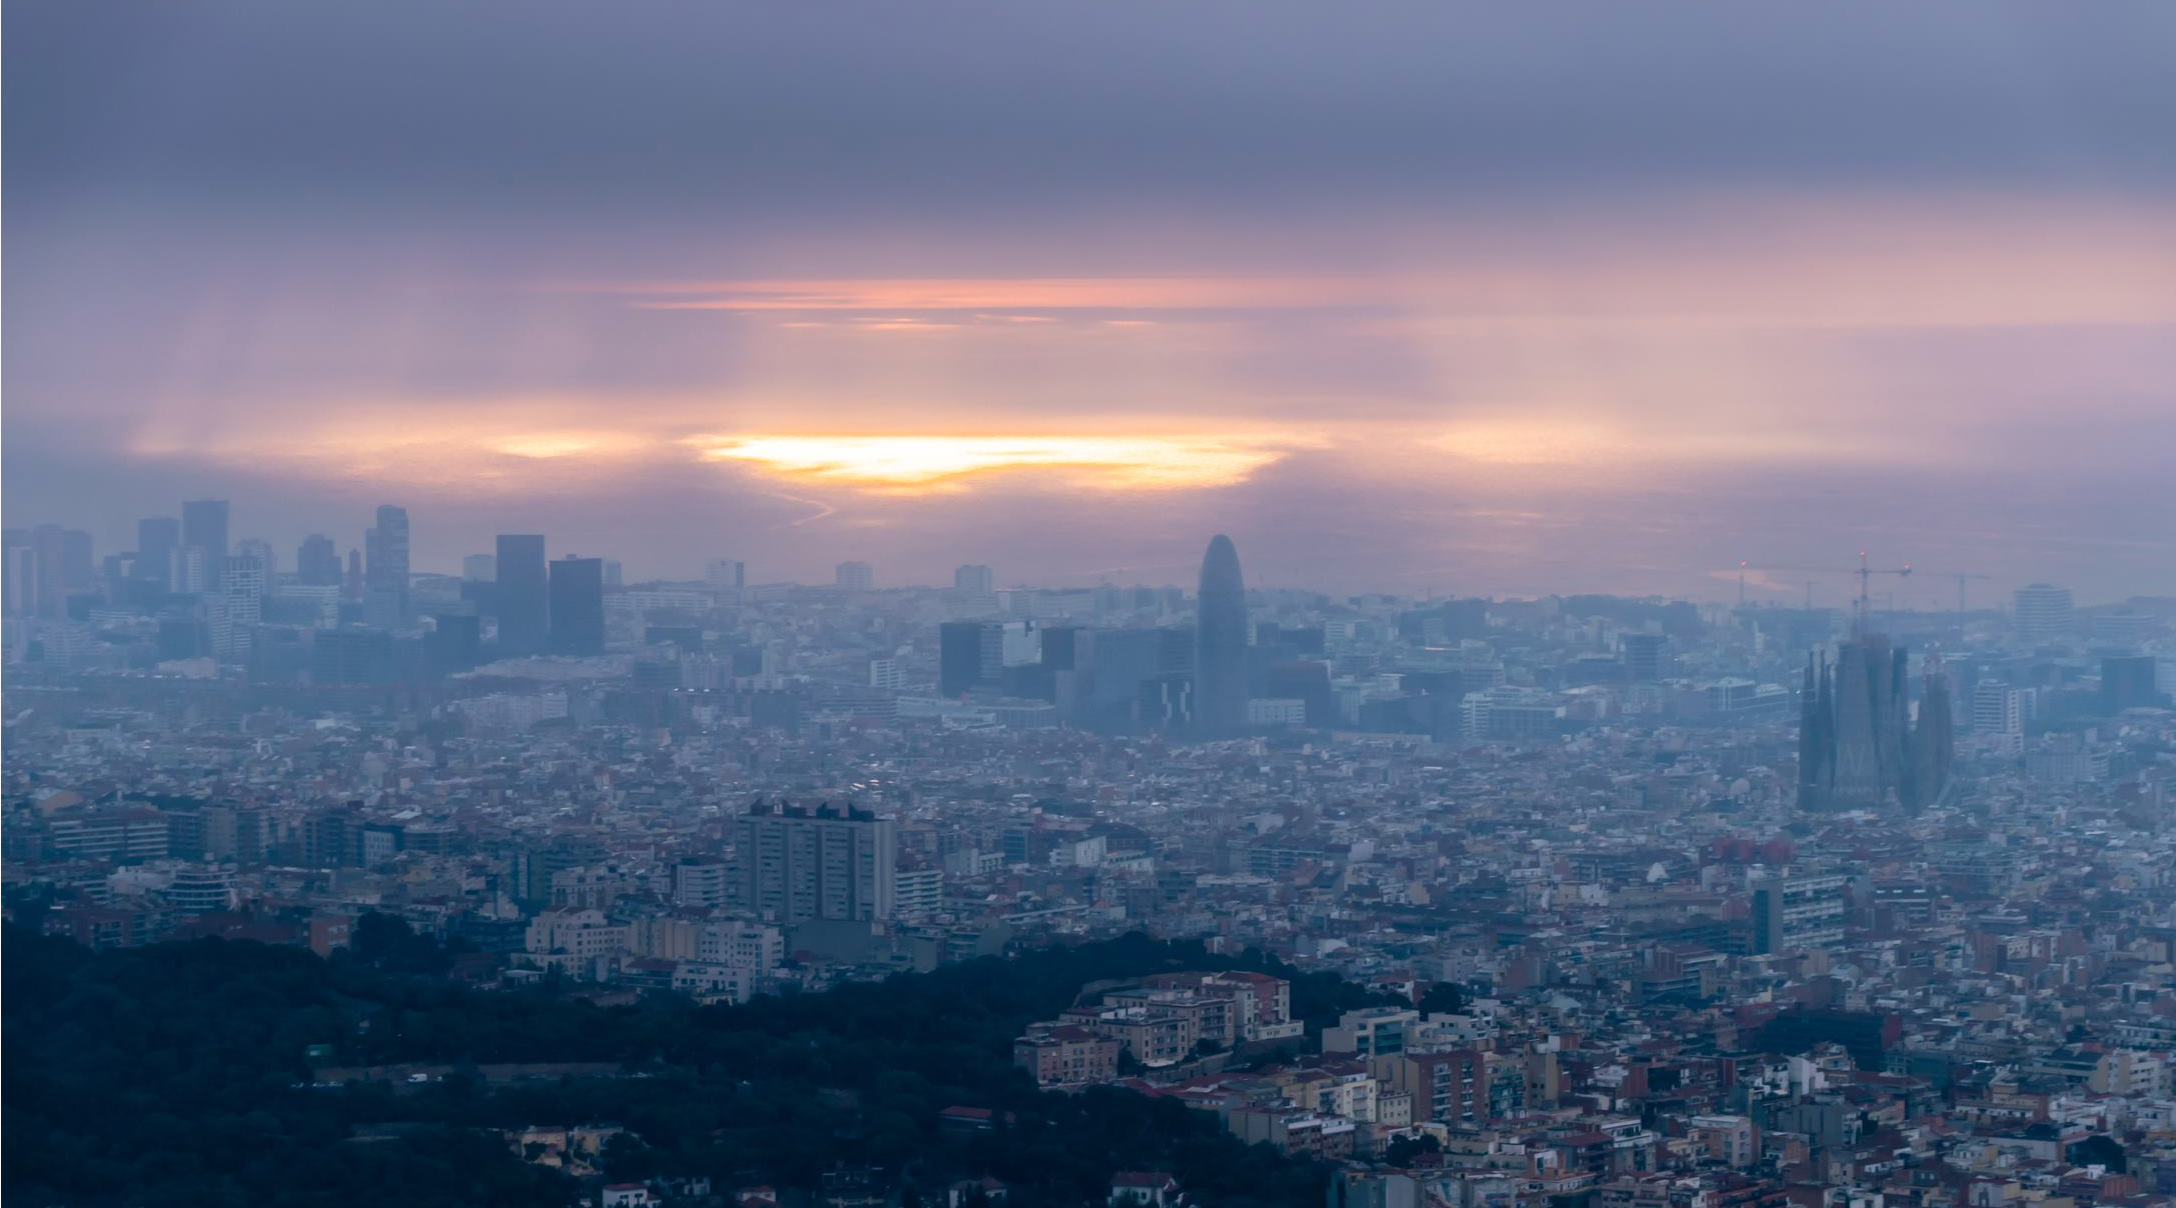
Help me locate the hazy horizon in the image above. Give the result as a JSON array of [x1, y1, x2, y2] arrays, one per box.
[[8, 2, 2174, 601]]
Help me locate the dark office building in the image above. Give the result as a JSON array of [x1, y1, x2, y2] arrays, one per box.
[[548, 555, 606, 655], [426, 613, 482, 673], [1140, 671, 1194, 732], [2103, 654, 2165, 713], [31, 525, 69, 618], [182, 499, 230, 590], [1079, 628, 1164, 723], [135, 517, 180, 591], [495, 534, 549, 655], [1192, 534, 1249, 738], [297, 533, 341, 587], [312, 628, 395, 685], [940, 620, 996, 697], [158, 618, 213, 660], [1264, 661, 1337, 728], [59, 529, 93, 594], [1041, 625, 1081, 671], [1622, 632, 1667, 681]]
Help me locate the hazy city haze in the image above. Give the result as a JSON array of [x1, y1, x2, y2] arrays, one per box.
[[7, 1, 2175, 599], [11, 10, 2176, 1207]]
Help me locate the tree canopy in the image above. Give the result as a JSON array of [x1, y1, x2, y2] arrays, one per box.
[[5, 921, 1399, 1207]]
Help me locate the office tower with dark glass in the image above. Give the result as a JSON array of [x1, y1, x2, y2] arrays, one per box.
[[1193, 534, 1249, 738], [1621, 632, 1666, 681], [296, 534, 341, 587], [939, 620, 996, 698], [181, 499, 229, 591], [549, 555, 606, 655], [136, 518, 180, 590], [496, 534, 549, 655]]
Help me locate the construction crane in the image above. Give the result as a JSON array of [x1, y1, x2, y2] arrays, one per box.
[[1739, 553, 1913, 631]]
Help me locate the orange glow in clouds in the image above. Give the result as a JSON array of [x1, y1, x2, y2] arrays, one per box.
[[686, 434, 1309, 491]]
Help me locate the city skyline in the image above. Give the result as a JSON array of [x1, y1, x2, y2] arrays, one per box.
[[7, 2, 2174, 602], [10, 489, 2166, 612]]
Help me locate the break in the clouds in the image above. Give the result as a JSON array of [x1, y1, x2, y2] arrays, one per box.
[[5, 1, 2175, 601]]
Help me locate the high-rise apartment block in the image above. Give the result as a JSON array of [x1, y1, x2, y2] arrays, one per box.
[[364, 504, 411, 627], [705, 559, 746, 591], [729, 802, 897, 923], [1751, 871, 1849, 955], [954, 564, 994, 596], [2014, 583, 2074, 644]]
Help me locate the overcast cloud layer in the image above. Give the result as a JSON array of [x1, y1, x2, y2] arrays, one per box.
[[7, 2, 2174, 601]]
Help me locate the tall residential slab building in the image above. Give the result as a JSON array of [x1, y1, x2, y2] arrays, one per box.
[[728, 802, 897, 923], [2014, 582, 2074, 645], [363, 504, 411, 627], [1193, 534, 1249, 738], [954, 563, 994, 596]]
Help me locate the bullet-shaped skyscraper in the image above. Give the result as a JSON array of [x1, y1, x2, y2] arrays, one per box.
[[1193, 534, 1249, 738]]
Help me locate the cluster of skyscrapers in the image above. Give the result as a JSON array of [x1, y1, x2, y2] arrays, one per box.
[[932, 535, 1262, 740], [3, 499, 619, 676]]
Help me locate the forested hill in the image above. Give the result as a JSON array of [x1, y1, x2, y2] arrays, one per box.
[[3, 922, 1394, 1208]]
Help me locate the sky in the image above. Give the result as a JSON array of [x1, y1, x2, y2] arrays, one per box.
[[6, 2, 2174, 604]]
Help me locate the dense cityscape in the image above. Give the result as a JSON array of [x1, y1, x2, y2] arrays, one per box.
[[11, 3, 2176, 1207], [6, 498, 2176, 1207]]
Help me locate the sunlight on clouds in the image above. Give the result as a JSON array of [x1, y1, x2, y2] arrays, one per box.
[[486, 431, 644, 459], [685, 434, 1308, 492]]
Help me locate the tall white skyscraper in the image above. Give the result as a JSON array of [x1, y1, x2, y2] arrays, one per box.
[[835, 561, 873, 592]]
